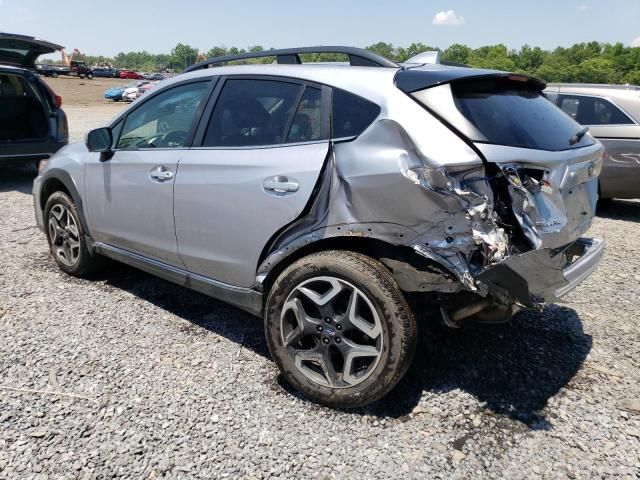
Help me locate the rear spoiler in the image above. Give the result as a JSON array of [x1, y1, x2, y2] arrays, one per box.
[[395, 68, 546, 93]]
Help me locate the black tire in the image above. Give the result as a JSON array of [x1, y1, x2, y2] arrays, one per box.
[[265, 250, 417, 408], [51, 72, 58, 78], [86, 73, 94, 80], [44, 191, 105, 277]]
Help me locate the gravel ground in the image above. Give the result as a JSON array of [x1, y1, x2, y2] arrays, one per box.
[[1, 109, 639, 478]]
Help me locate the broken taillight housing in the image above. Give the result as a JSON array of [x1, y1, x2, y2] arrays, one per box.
[[589, 153, 604, 178]]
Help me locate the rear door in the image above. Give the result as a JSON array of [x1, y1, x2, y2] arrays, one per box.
[[85, 80, 212, 266], [174, 76, 331, 287]]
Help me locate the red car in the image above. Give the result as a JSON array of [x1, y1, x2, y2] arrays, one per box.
[[118, 70, 143, 79]]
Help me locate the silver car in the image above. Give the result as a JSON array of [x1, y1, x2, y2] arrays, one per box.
[[33, 47, 604, 408], [545, 83, 640, 199]]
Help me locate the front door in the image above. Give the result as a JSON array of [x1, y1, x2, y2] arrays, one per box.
[[85, 80, 211, 265], [175, 78, 331, 287]]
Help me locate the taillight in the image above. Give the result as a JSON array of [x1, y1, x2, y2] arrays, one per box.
[[54, 94, 62, 109]]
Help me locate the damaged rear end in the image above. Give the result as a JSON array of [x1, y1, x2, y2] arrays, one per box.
[[398, 69, 604, 323]]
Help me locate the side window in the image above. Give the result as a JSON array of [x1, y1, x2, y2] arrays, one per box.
[[332, 88, 380, 138], [286, 86, 325, 143], [559, 95, 634, 126], [117, 81, 210, 149], [203, 79, 302, 147]]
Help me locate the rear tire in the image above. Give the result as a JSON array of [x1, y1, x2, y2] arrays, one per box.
[[44, 192, 105, 277], [265, 250, 417, 408]]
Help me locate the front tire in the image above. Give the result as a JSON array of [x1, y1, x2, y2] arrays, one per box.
[[265, 251, 417, 408], [44, 192, 105, 277]]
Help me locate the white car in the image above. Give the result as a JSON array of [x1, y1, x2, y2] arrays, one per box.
[[122, 80, 151, 102]]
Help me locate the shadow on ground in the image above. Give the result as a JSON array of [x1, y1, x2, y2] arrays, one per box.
[[85, 260, 591, 429], [0, 164, 37, 194], [597, 198, 640, 223]]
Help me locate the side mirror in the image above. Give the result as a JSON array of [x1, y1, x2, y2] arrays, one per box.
[[86, 127, 113, 153]]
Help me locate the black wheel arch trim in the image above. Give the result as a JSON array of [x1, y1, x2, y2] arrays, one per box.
[[39, 168, 93, 238]]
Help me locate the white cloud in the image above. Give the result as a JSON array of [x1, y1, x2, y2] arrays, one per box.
[[632, 37, 640, 47], [578, 4, 589, 11], [432, 10, 465, 26]]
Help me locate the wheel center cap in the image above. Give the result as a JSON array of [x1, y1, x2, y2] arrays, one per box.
[[324, 326, 336, 337]]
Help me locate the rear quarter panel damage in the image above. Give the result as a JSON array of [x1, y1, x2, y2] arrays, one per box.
[[256, 118, 508, 294]]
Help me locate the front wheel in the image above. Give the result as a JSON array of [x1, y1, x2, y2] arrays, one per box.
[[86, 73, 94, 80], [44, 192, 105, 277], [265, 251, 417, 408]]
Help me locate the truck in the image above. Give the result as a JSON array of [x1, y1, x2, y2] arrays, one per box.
[[37, 60, 94, 79]]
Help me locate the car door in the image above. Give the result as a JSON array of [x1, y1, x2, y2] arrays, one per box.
[[557, 93, 640, 198], [84, 80, 212, 266], [174, 77, 331, 287]]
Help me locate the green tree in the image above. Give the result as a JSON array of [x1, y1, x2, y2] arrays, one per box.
[[170, 43, 200, 70], [442, 43, 471, 64]]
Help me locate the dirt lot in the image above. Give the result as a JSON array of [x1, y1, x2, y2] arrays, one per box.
[[0, 100, 639, 478]]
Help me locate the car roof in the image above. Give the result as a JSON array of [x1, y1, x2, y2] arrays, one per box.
[[167, 63, 402, 104], [160, 62, 543, 105]]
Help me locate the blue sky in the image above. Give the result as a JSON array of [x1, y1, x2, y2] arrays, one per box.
[[2, 0, 639, 57]]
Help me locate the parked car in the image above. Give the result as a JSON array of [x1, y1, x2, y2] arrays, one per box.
[[122, 80, 151, 101], [34, 46, 604, 408], [149, 73, 165, 81], [545, 83, 640, 199], [0, 33, 68, 166], [93, 67, 119, 78], [119, 70, 143, 79], [104, 85, 125, 102], [104, 80, 149, 102]]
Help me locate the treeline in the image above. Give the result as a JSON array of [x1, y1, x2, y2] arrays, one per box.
[[76, 41, 639, 84]]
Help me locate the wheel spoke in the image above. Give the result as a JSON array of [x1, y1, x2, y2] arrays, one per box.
[[51, 206, 64, 222], [293, 347, 336, 386], [344, 289, 382, 340], [298, 277, 344, 307], [282, 298, 321, 346], [339, 338, 381, 386], [67, 223, 79, 239]]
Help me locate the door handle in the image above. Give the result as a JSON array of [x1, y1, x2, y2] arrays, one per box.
[[263, 176, 299, 194], [150, 165, 174, 182]]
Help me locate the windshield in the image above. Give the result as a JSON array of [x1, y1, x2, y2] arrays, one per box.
[[412, 78, 595, 151]]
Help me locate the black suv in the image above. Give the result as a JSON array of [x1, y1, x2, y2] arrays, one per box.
[[0, 33, 68, 166]]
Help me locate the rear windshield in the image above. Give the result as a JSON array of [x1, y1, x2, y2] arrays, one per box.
[[414, 78, 595, 151]]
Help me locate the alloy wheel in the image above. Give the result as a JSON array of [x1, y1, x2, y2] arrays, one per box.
[[48, 204, 81, 267], [280, 276, 384, 388]]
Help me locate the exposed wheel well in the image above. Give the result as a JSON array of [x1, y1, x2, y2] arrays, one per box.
[[259, 236, 457, 302], [40, 178, 71, 210]]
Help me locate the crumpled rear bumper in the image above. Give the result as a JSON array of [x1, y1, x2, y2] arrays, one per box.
[[477, 237, 604, 307]]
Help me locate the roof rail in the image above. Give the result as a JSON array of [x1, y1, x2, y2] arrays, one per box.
[[182, 46, 399, 73]]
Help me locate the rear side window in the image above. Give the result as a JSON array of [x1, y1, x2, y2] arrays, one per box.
[[332, 88, 380, 139], [286, 86, 324, 143], [558, 95, 634, 126], [204, 79, 302, 147], [413, 79, 595, 151]]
